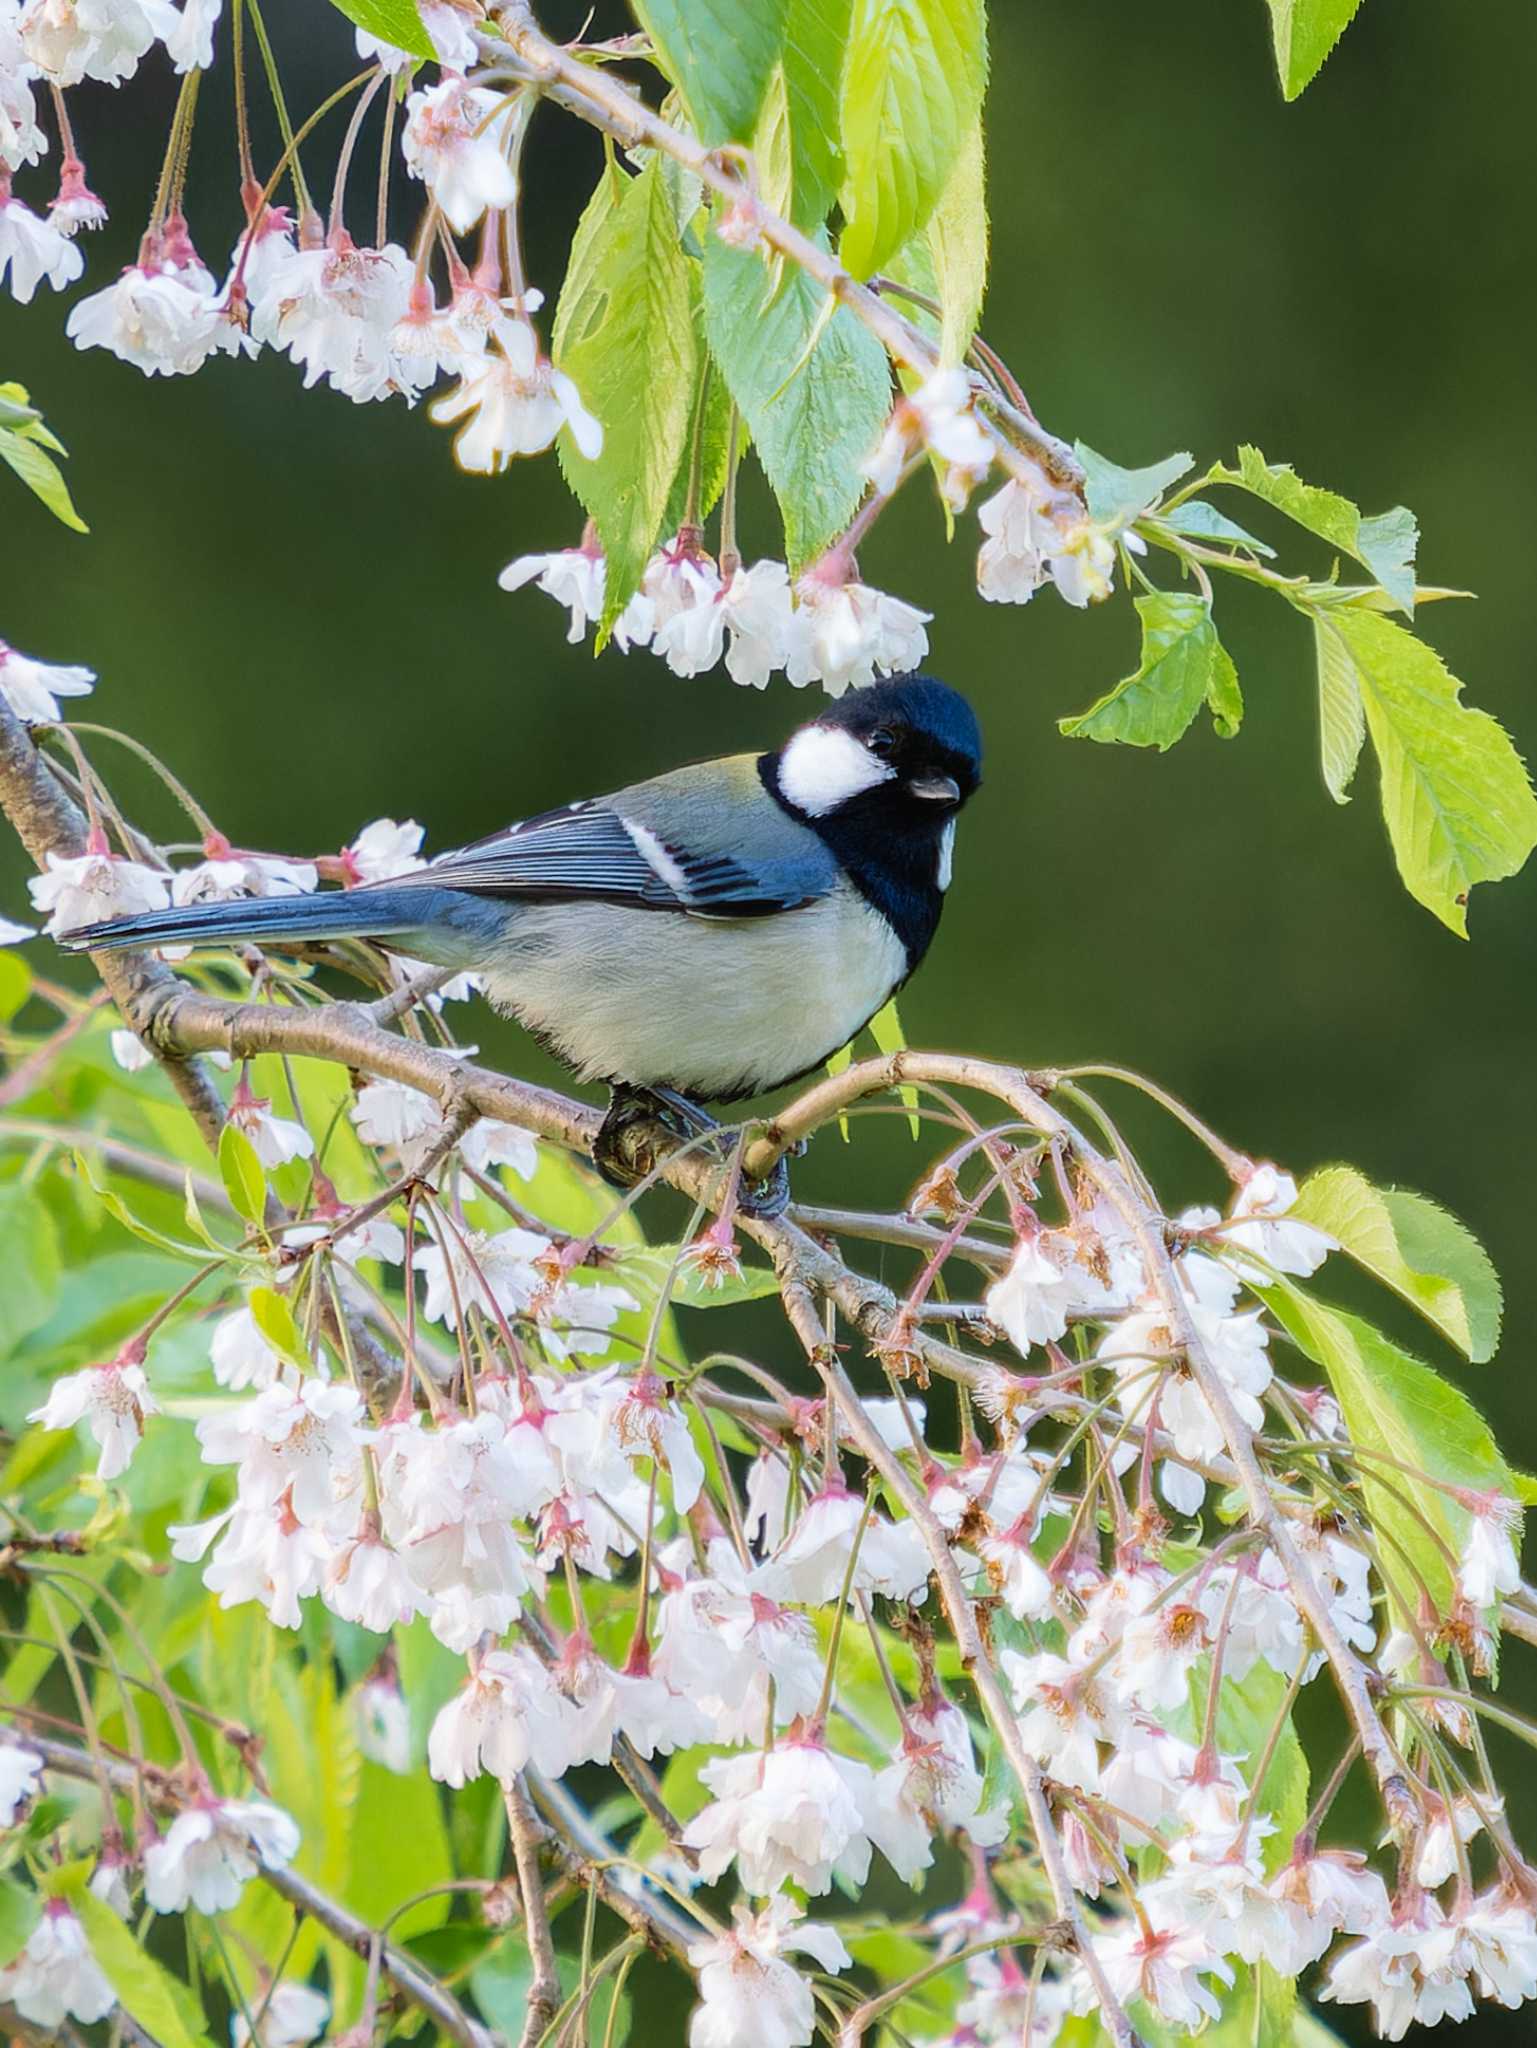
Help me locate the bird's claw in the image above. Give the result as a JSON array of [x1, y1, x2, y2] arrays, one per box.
[[593, 1086, 793, 1217]]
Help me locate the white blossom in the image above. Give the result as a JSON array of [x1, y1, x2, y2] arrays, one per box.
[[143, 1799, 301, 1914], [196, 1377, 367, 1524], [1087, 1911, 1234, 2029], [231, 1981, 329, 2048], [346, 815, 424, 882], [19, 0, 177, 85], [0, 637, 86, 730], [0, 193, 81, 299], [684, 1737, 877, 1895], [355, 1672, 412, 1772], [0, 913, 35, 943], [1457, 1492, 1522, 1608], [27, 844, 169, 935], [427, 1646, 576, 1786], [162, 0, 217, 69], [498, 545, 607, 643], [866, 1697, 1008, 1881], [784, 575, 930, 695], [430, 318, 601, 470], [254, 238, 415, 402], [401, 77, 520, 234], [210, 1304, 285, 1390], [687, 1895, 851, 2048], [29, 1358, 158, 1477], [66, 258, 223, 375], [0, 1740, 43, 1822], [0, 1902, 114, 2028]]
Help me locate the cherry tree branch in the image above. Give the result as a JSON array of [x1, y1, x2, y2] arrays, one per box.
[[21, 1734, 499, 2048], [478, 4, 1084, 496]]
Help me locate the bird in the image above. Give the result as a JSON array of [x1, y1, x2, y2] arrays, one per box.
[[62, 673, 982, 1213]]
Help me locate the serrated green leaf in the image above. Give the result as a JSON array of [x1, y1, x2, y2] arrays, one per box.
[[660, 271, 734, 538], [1317, 608, 1537, 933], [0, 420, 88, 533], [1265, 0, 1364, 101], [1512, 1471, 1537, 1508], [1205, 634, 1244, 738], [784, 0, 852, 228], [928, 116, 987, 365], [248, 1284, 309, 1368], [325, 0, 432, 60], [553, 158, 696, 633], [703, 234, 890, 570], [1060, 591, 1232, 750], [632, 0, 784, 144], [61, 1874, 216, 2048], [1261, 1283, 1513, 1618], [838, 0, 987, 281], [218, 1120, 268, 1225], [1293, 1167, 1502, 1362], [1208, 446, 1417, 612], [0, 1875, 41, 1968], [0, 1185, 60, 1359], [1313, 610, 1366, 803], [1077, 444, 1193, 529], [1158, 499, 1275, 557]]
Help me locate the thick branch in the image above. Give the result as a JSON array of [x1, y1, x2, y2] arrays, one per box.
[[505, 1773, 563, 2048], [0, 700, 228, 1151]]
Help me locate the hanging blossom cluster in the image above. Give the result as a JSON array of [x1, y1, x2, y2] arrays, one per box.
[[0, 0, 1140, 707], [3, 661, 1535, 2048]]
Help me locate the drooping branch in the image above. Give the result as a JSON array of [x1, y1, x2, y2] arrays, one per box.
[[22, 1734, 499, 2048], [478, 3, 1084, 496]]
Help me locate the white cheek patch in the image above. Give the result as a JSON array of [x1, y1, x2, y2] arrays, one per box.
[[777, 724, 895, 818], [937, 819, 956, 892]]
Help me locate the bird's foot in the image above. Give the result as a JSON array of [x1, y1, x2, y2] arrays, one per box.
[[592, 1086, 793, 1218]]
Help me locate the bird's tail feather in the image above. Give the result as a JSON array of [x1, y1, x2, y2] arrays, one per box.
[[57, 885, 458, 956]]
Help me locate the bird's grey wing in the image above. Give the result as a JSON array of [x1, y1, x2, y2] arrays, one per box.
[[407, 783, 836, 920]]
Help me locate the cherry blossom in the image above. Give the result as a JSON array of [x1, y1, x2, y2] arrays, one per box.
[[684, 1735, 878, 1895], [784, 572, 931, 695], [231, 1981, 329, 2048], [0, 189, 82, 299], [27, 841, 170, 934], [0, 1740, 43, 1822], [0, 1900, 114, 2028], [66, 254, 224, 375], [429, 317, 601, 470], [401, 77, 520, 234], [687, 1895, 851, 2048], [143, 1797, 301, 1914], [498, 544, 607, 643], [29, 1356, 158, 1477]]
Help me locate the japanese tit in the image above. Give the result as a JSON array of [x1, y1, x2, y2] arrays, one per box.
[[65, 674, 982, 1207]]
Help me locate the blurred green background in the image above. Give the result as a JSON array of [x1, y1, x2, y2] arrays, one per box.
[[4, 4, 1535, 2032]]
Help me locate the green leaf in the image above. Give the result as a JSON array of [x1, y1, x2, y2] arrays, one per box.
[[0, 1185, 61, 1359], [61, 1874, 216, 2048], [839, 0, 987, 281], [867, 994, 919, 1136], [248, 1285, 310, 1369], [1313, 609, 1367, 802], [1511, 1471, 1537, 1508], [1317, 607, 1537, 933], [660, 275, 735, 539], [0, 1876, 41, 1968], [632, 0, 784, 144], [1262, 1284, 1512, 1617], [1293, 1167, 1502, 1362], [1060, 591, 1234, 750], [927, 116, 987, 365], [1158, 499, 1275, 557], [703, 234, 891, 570], [1207, 446, 1417, 612], [325, 0, 432, 59], [0, 418, 88, 533], [784, 0, 852, 228], [1265, 0, 1364, 101], [553, 158, 697, 632], [218, 1120, 268, 1225], [1294, 2014, 1353, 2048], [1077, 444, 1193, 528], [471, 1939, 537, 2038]]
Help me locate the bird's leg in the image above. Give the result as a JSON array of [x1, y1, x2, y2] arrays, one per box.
[[592, 1085, 791, 1218]]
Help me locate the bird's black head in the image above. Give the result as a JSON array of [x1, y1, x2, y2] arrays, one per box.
[[763, 674, 983, 969], [767, 674, 983, 830]]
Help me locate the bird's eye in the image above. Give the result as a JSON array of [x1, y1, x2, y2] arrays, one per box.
[[866, 726, 897, 757]]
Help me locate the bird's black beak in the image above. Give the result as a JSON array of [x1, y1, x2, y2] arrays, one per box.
[[908, 773, 961, 803]]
